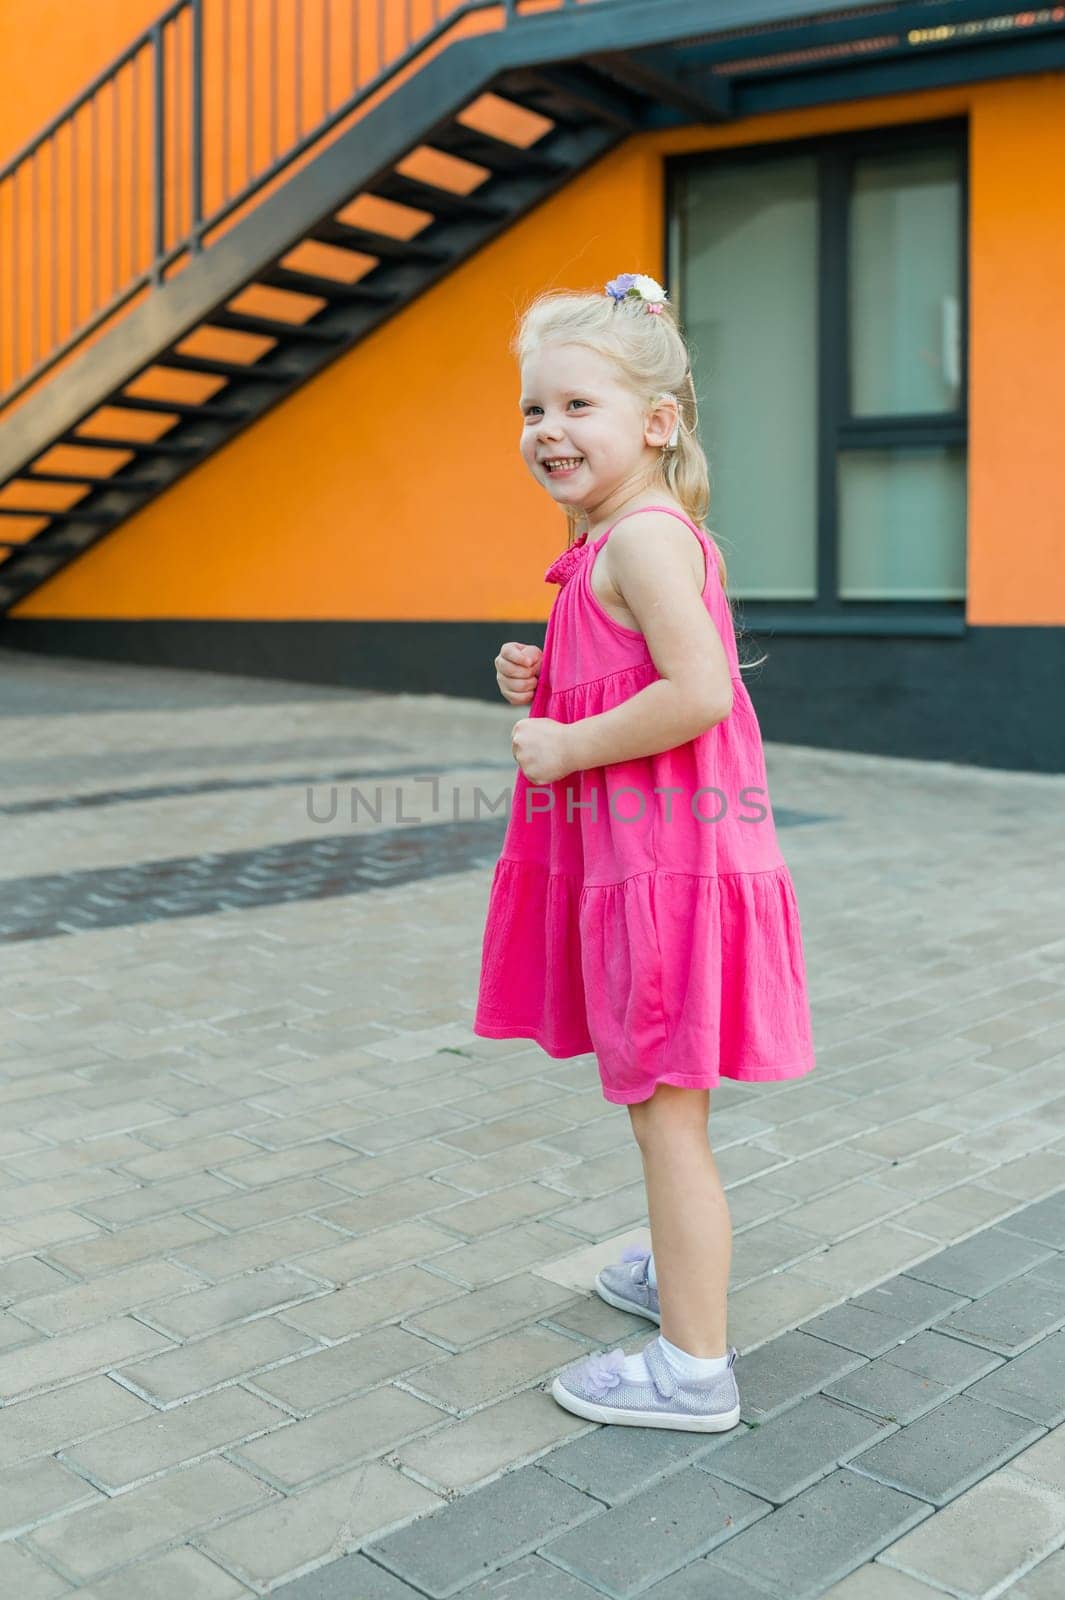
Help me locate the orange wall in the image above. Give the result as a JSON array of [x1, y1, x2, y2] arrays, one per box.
[[3, 13, 1064, 625], [0, 2, 166, 162]]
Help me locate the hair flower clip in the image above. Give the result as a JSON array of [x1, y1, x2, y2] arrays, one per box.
[[605, 272, 670, 314]]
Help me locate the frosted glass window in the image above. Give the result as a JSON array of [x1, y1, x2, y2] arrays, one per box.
[[679, 156, 818, 600], [849, 149, 963, 417], [837, 448, 966, 600]]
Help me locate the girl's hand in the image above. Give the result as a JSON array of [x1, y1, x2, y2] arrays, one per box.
[[511, 716, 574, 785], [495, 641, 542, 706]]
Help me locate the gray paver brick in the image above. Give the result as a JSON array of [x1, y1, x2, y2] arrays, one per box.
[[935, 1273, 1065, 1355], [170, 1215, 342, 1281], [233, 1384, 444, 1489], [812, 1570, 944, 1598], [539, 1412, 746, 1506], [435, 1112, 577, 1159], [1, 1454, 102, 1535], [1004, 1547, 1065, 1599], [61, 1385, 286, 1490], [847, 1393, 1046, 1506], [342, 1106, 481, 1153], [878, 1327, 1005, 1388], [540, 1466, 770, 1599], [74, 1545, 252, 1598], [250, 1325, 444, 1413], [191, 1177, 350, 1233], [0, 1171, 134, 1221], [821, 1351, 956, 1424], [365, 1462, 599, 1598], [708, 1392, 898, 1504], [315, 1176, 469, 1234], [1025, 1251, 1065, 1290], [281, 1266, 463, 1341], [995, 1191, 1065, 1249], [444, 1561, 601, 1600], [0, 1541, 72, 1598], [43, 1214, 218, 1276], [710, 1467, 933, 1598], [405, 1326, 592, 1413], [848, 1271, 970, 1326], [212, 1140, 356, 1188], [296, 1220, 463, 1285], [25, 1457, 275, 1583], [0, 1376, 152, 1468], [877, 1457, 1065, 1597], [271, 1550, 430, 1599], [424, 1221, 582, 1289], [0, 1315, 171, 1400], [395, 1385, 587, 1493], [902, 1226, 1058, 1297], [797, 1301, 933, 1359], [432, 1182, 574, 1237], [668, 1559, 807, 1600], [963, 1328, 1065, 1425], [734, 1330, 868, 1424], [17, 1260, 198, 1335], [0, 1308, 39, 1351], [115, 1316, 315, 1406], [198, 1461, 442, 1587], [401, 1271, 579, 1347], [0, 1256, 70, 1302], [78, 1173, 236, 1227], [143, 1263, 330, 1339]]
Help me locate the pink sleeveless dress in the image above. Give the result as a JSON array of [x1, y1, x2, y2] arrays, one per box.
[[473, 504, 816, 1105]]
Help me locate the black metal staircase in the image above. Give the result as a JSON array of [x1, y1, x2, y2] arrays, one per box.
[[2, 0, 1063, 614]]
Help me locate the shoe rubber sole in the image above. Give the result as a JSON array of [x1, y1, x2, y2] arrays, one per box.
[[593, 1269, 661, 1324], [550, 1376, 742, 1431]]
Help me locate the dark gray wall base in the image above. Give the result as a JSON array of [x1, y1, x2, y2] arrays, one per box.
[[1, 618, 1061, 774]]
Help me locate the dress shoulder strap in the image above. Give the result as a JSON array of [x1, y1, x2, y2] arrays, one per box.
[[596, 503, 707, 547]]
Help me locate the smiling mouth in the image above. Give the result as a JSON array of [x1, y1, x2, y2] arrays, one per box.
[[543, 457, 584, 474]]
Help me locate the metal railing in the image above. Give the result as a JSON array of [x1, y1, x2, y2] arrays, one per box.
[[0, 0, 588, 414]]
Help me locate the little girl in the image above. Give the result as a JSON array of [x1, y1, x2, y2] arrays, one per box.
[[473, 272, 816, 1432]]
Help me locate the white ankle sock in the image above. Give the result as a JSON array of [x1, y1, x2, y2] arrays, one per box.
[[658, 1334, 731, 1378], [619, 1334, 730, 1384]]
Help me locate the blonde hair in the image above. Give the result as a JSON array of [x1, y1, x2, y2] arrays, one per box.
[[513, 282, 767, 673]]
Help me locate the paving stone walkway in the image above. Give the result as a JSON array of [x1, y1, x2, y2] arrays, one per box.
[[0, 646, 1063, 1599]]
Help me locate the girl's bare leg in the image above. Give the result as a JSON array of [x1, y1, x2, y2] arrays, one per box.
[[626, 1083, 731, 1357]]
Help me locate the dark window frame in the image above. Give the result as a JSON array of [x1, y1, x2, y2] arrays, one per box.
[[666, 115, 969, 638]]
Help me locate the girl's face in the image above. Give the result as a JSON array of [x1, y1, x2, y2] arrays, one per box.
[[519, 342, 661, 515]]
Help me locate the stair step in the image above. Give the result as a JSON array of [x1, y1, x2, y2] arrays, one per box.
[[20, 471, 170, 490], [504, 64, 643, 131], [306, 219, 452, 265], [57, 434, 204, 457], [155, 354, 302, 382], [0, 505, 113, 523], [206, 310, 348, 343], [425, 121, 572, 178], [367, 171, 512, 222], [0, 546, 67, 569], [257, 266, 402, 304], [110, 396, 252, 422]]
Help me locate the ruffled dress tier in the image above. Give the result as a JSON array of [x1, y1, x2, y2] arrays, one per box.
[[474, 505, 816, 1105]]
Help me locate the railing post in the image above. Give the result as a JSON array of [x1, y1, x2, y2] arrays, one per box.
[[151, 20, 165, 283], [190, 0, 203, 253]]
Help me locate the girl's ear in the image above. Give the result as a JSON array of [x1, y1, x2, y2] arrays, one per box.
[[649, 392, 680, 450]]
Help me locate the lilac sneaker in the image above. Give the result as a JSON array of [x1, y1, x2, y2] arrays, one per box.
[[594, 1244, 660, 1324], [550, 1335, 742, 1432]]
